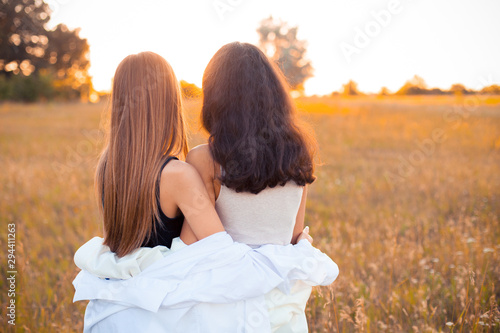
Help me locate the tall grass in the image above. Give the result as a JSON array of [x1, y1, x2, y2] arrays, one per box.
[[0, 96, 498, 332]]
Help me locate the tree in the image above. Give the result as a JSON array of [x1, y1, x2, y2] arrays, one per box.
[[0, 0, 51, 76], [0, 1, 92, 101], [180, 80, 201, 99], [44, 24, 91, 99], [378, 86, 390, 96], [450, 83, 468, 95], [257, 16, 313, 92], [396, 75, 428, 95], [342, 80, 361, 96], [480, 84, 500, 95]]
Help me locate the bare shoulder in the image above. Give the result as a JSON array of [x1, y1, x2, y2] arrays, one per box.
[[160, 159, 203, 189], [159, 158, 217, 223], [157, 159, 206, 216], [186, 144, 213, 166], [186, 144, 216, 178], [186, 144, 220, 203]]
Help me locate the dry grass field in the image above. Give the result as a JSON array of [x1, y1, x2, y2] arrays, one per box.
[[0, 95, 499, 332]]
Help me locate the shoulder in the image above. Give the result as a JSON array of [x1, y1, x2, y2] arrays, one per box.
[[186, 144, 217, 178], [186, 144, 213, 165], [159, 158, 217, 222], [160, 159, 203, 189]]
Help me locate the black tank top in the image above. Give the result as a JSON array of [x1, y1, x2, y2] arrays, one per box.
[[141, 156, 184, 248], [101, 156, 184, 249]]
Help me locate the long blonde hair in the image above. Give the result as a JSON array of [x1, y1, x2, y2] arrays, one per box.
[[96, 52, 188, 257]]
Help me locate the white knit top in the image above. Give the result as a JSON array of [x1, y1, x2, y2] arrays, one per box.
[[215, 182, 303, 247]]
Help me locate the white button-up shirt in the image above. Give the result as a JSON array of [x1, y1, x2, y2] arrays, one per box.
[[73, 232, 339, 332]]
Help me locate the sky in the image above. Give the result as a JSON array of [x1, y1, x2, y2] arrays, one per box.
[[46, 0, 500, 95]]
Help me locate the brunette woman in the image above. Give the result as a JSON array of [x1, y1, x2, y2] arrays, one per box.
[[183, 42, 317, 332]]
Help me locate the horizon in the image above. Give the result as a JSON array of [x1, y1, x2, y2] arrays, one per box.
[[45, 0, 500, 96]]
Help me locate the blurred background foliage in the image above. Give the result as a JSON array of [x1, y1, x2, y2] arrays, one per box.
[[0, 0, 94, 102], [180, 79, 202, 99], [257, 16, 313, 94]]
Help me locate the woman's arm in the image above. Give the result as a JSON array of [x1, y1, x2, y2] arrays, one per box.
[[179, 145, 221, 244], [291, 185, 308, 244], [160, 159, 224, 244], [162, 161, 312, 245]]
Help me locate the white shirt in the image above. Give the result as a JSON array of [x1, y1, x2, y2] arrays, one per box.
[[214, 182, 310, 332], [73, 232, 339, 332]]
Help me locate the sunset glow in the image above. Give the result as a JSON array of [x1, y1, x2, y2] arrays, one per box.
[[46, 0, 500, 95]]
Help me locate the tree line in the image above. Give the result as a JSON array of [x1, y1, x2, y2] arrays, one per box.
[[337, 76, 500, 97], [1, 5, 497, 102]]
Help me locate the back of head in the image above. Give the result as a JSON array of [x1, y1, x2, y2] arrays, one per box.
[[97, 52, 188, 256], [202, 42, 316, 194]]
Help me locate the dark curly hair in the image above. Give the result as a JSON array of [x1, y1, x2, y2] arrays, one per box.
[[201, 42, 316, 194]]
